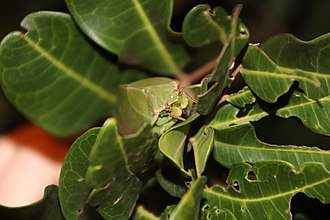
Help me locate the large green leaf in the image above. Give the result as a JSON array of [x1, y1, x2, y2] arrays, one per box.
[[213, 123, 330, 170], [65, 0, 189, 75], [203, 161, 330, 220], [241, 33, 330, 102], [0, 185, 64, 220], [209, 88, 330, 169], [0, 12, 145, 137]]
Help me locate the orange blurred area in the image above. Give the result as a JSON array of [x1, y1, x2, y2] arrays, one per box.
[[6, 123, 74, 162], [0, 123, 75, 207]]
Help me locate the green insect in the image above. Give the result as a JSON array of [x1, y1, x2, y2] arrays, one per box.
[[115, 77, 190, 138]]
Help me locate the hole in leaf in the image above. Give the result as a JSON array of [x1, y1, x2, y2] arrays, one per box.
[[236, 103, 254, 117], [202, 204, 210, 211], [247, 171, 257, 181], [233, 180, 240, 192], [207, 213, 212, 219], [215, 209, 221, 214]]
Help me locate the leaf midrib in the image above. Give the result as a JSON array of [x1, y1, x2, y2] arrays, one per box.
[[214, 139, 330, 155], [210, 95, 330, 130], [204, 176, 330, 202], [132, 0, 179, 73], [240, 68, 320, 87], [22, 35, 116, 103]]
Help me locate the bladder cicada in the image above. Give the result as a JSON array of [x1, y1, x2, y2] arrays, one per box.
[[115, 77, 191, 138]]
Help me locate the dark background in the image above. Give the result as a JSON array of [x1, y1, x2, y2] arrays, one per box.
[[0, 0, 330, 219]]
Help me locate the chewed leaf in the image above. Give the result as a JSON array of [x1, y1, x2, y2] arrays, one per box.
[[241, 33, 330, 102], [213, 123, 330, 170], [276, 93, 330, 135], [226, 86, 256, 108], [210, 91, 330, 136], [203, 161, 330, 220], [66, 0, 189, 75]]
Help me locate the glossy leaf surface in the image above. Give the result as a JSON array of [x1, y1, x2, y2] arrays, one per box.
[[190, 125, 214, 176], [59, 128, 100, 220], [65, 0, 189, 75], [203, 161, 330, 220], [0, 12, 144, 137], [241, 34, 330, 102], [85, 118, 142, 220], [213, 123, 330, 170], [159, 113, 199, 172]]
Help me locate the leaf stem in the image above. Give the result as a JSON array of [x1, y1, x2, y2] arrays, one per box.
[[178, 57, 218, 87]]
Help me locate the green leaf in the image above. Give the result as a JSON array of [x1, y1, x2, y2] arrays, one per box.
[[183, 4, 249, 50], [159, 123, 190, 172], [203, 161, 330, 220], [276, 92, 330, 135], [59, 128, 100, 220], [59, 118, 150, 220], [0, 12, 145, 137], [159, 113, 200, 173], [241, 33, 330, 102], [190, 125, 214, 176], [208, 102, 268, 131], [168, 177, 207, 220], [0, 185, 64, 220], [65, 0, 189, 75], [196, 5, 249, 115], [213, 123, 330, 170], [225, 86, 256, 108], [133, 206, 158, 220], [209, 90, 330, 136], [86, 118, 142, 220]]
